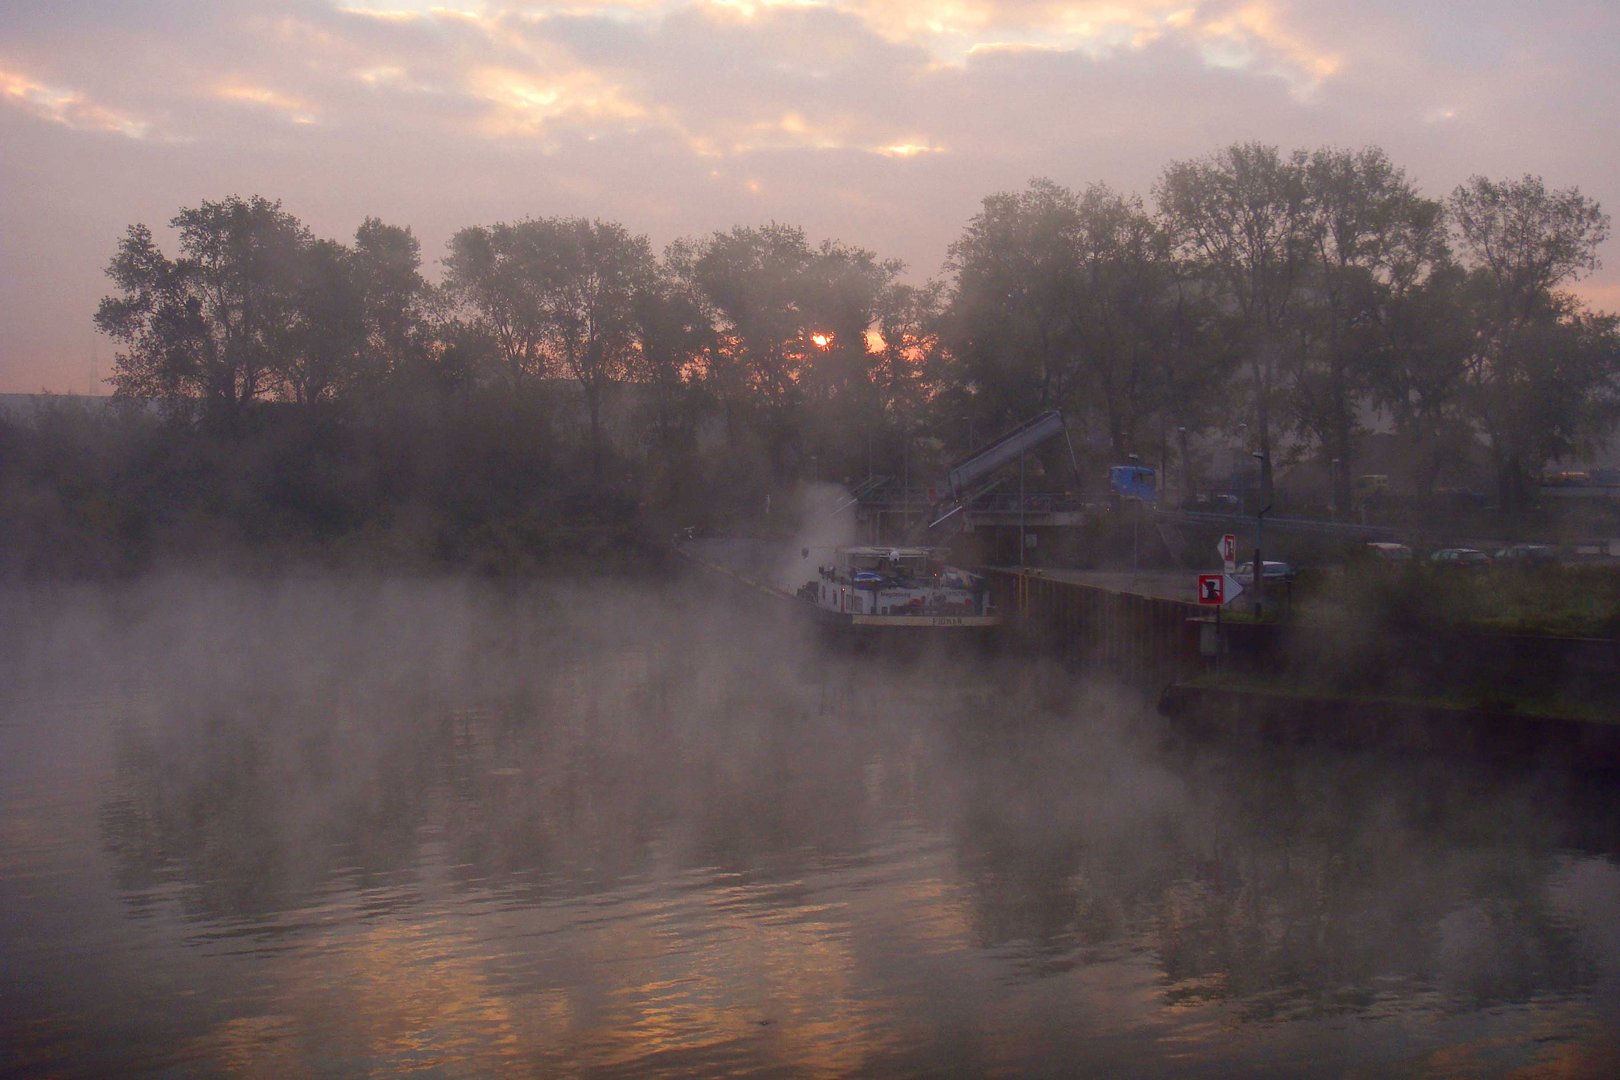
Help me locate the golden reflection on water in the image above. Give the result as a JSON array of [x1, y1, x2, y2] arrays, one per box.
[[177, 921, 534, 1078], [184, 1014, 302, 1080], [164, 866, 975, 1076]]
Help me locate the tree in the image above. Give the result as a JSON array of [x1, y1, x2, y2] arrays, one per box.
[[1293, 147, 1447, 514], [942, 179, 1086, 431], [631, 261, 717, 460], [1451, 175, 1609, 320], [796, 240, 901, 479], [443, 221, 553, 389], [687, 224, 819, 475], [95, 196, 311, 419], [352, 217, 429, 384], [280, 238, 365, 406], [1067, 183, 1191, 463], [542, 218, 656, 480], [1449, 175, 1615, 515], [941, 179, 1221, 495], [446, 217, 655, 478], [1368, 262, 1478, 497], [1157, 145, 1313, 503], [875, 280, 946, 441]]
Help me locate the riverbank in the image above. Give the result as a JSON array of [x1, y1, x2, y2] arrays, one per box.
[[1158, 678, 1620, 771]]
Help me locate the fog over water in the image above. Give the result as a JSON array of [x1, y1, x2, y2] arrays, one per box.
[[2, 572, 1618, 1078]]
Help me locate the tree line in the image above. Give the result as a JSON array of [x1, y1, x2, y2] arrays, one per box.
[[6, 141, 1616, 577]]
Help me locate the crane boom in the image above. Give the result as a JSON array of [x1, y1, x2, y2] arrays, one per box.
[[946, 410, 1067, 500]]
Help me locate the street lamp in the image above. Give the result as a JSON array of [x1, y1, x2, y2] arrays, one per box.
[[1177, 426, 1191, 504], [1251, 450, 1269, 615], [1018, 443, 1026, 568], [1129, 452, 1142, 579], [1233, 423, 1249, 501]]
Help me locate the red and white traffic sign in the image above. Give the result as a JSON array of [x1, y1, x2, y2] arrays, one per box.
[[1219, 533, 1238, 570], [1197, 573, 1245, 606]]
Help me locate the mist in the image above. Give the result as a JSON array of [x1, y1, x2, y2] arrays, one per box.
[[3, 567, 1618, 1076]]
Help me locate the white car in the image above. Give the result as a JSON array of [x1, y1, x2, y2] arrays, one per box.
[[1365, 542, 1413, 562], [1232, 560, 1297, 584]]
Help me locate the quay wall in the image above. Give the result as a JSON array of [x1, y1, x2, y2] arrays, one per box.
[[984, 566, 1620, 770], [985, 568, 1204, 684], [1159, 683, 1620, 771]]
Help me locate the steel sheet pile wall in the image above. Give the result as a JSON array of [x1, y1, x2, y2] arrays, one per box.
[[989, 570, 1202, 683]]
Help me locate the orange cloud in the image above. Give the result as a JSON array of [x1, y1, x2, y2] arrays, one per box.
[[468, 66, 647, 137], [834, 1, 1338, 88], [216, 82, 321, 125], [703, 0, 823, 21], [876, 141, 943, 158], [1195, 2, 1340, 92], [0, 65, 154, 138], [337, 1, 487, 20]]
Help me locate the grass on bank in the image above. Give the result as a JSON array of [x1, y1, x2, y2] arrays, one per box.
[[1288, 562, 1620, 639]]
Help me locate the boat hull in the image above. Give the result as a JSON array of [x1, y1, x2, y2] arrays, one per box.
[[844, 612, 1001, 628]]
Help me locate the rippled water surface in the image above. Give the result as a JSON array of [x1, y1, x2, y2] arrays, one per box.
[[2, 575, 1618, 1078]]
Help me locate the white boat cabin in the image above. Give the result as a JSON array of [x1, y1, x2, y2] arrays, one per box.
[[808, 546, 993, 621]]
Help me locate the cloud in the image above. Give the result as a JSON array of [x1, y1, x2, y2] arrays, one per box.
[[215, 82, 322, 126], [0, 64, 158, 139], [467, 65, 648, 137], [1191, 3, 1340, 95], [0, 3, 1347, 155], [232, 2, 1351, 148], [2, 0, 1618, 392]]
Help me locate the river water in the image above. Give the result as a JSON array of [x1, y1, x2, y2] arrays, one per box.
[[2, 575, 1617, 1078]]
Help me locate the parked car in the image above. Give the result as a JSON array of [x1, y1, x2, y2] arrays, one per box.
[[1493, 543, 1559, 568], [1429, 547, 1492, 570], [1181, 492, 1242, 512], [1364, 542, 1413, 562], [1232, 560, 1298, 585]]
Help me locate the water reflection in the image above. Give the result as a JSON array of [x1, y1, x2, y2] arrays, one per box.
[[1, 575, 1617, 1076]]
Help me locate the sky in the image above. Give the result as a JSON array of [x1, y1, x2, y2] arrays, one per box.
[[2, 0, 1617, 394]]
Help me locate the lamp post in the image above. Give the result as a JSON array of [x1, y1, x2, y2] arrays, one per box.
[[1234, 423, 1249, 504], [1251, 450, 1269, 615], [1177, 425, 1191, 505], [901, 418, 911, 534], [1129, 452, 1141, 579], [1018, 445, 1026, 568]]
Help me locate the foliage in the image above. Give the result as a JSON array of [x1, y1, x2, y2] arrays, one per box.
[[1156, 144, 1315, 504], [1448, 176, 1618, 514], [1291, 148, 1448, 512], [95, 196, 311, 417], [44, 150, 1620, 578]]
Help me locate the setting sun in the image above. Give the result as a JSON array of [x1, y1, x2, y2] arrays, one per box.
[[810, 332, 831, 349]]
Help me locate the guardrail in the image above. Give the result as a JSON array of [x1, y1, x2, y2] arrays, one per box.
[[1159, 509, 1407, 540]]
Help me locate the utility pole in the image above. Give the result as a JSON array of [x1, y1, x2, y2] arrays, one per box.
[[1252, 450, 1269, 616], [1018, 447, 1026, 568], [1253, 506, 1271, 615], [1178, 425, 1192, 504], [1129, 452, 1141, 580]]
